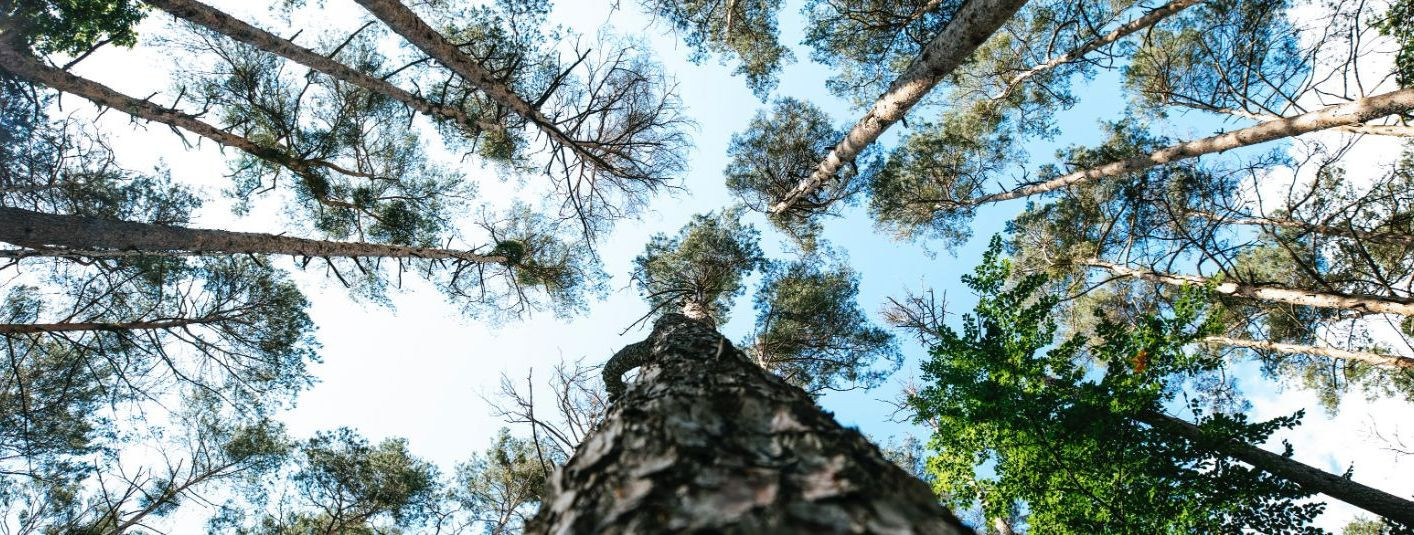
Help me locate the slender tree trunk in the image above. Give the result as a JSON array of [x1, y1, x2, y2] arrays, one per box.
[[1174, 101, 1414, 137], [532, 313, 969, 533], [0, 317, 229, 334], [991, 0, 1202, 102], [1082, 258, 1414, 316], [142, 0, 502, 135], [769, 0, 1030, 215], [1136, 409, 1414, 526], [1203, 336, 1414, 369], [0, 206, 506, 263], [1189, 211, 1414, 247], [352, 0, 618, 176], [958, 87, 1414, 207]]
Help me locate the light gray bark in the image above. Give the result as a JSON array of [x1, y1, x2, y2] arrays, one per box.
[[142, 0, 502, 135], [1138, 409, 1414, 526], [534, 313, 969, 533], [0, 206, 505, 263], [1082, 258, 1414, 316], [769, 0, 1030, 215], [959, 87, 1414, 207], [1203, 336, 1414, 370]]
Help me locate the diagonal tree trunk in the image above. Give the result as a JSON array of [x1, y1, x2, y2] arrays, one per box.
[[955, 87, 1414, 208], [141, 0, 503, 136], [769, 0, 1029, 215], [1188, 211, 1414, 247], [0, 42, 353, 209], [1171, 101, 1414, 138], [352, 0, 620, 177], [0, 206, 506, 263], [990, 0, 1204, 102], [1136, 409, 1414, 526], [1082, 258, 1414, 316], [531, 313, 969, 533], [0, 316, 232, 334], [1203, 336, 1414, 369]]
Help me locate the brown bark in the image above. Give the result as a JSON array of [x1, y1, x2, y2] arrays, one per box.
[[1082, 258, 1414, 316], [958, 87, 1414, 207], [1204, 336, 1414, 369], [142, 0, 502, 135], [1175, 102, 1414, 137], [0, 206, 506, 263], [769, 0, 1030, 215], [351, 0, 620, 177], [0, 316, 227, 334], [531, 313, 969, 533], [1137, 409, 1414, 526], [991, 0, 1202, 102], [1189, 211, 1414, 247]]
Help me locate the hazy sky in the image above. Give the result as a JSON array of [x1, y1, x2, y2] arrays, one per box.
[[53, 0, 1414, 530]]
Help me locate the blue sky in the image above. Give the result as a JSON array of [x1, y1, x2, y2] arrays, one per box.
[[58, 0, 1414, 530]]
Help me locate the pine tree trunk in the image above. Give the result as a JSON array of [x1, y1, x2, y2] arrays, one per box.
[[530, 313, 969, 533], [0, 206, 505, 263], [1189, 211, 1414, 247], [1204, 336, 1414, 369], [0, 317, 225, 334], [1136, 410, 1414, 526], [769, 0, 1029, 215], [961, 87, 1414, 207], [142, 0, 502, 136], [1082, 258, 1414, 316]]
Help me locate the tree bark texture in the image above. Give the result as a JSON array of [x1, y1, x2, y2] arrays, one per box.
[[1137, 410, 1414, 526], [0, 317, 223, 334], [1204, 336, 1414, 369], [142, 0, 502, 135], [769, 0, 1030, 215], [962, 87, 1414, 207], [0, 206, 506, 263], [530, 313, 969, 534], [1083, 258, 1414, 316]]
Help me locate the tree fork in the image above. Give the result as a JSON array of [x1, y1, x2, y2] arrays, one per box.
[[769, 0, 1030, 215], [531, 313, 969, 533], [1137, 409, 1414, 526], [0, 206, 507, 263]]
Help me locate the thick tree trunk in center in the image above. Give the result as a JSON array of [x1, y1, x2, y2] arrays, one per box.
[[530, 314, 968, 533]]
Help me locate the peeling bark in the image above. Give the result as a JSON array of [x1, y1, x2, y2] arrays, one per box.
[[1203, 336, 1414, 370], [0, 206, 506, 263], [1082, 258, 1414, 316], [531, 314, 969, 533], [769, 0, 1029, 215]]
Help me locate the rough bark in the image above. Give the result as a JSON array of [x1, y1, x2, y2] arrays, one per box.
[[769, 0, 1029, 215], [1189, 211, 1414, 247], [1081, 258, 1414, 316], [1204, 336, 1414, 369], [958, 87, 1414, 207], [1174, 102, 1414, 138], [991, 0, 1202, 102], [531, 313, 969, 533], [1136, 409, 1414, 526], [142, 0, 502, 135], [0, 206, 506, 263], [0, 317, 224, 334], [352, 0, 619, 176]]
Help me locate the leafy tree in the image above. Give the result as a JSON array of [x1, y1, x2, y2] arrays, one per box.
[[452, 428, 556, 535], [1376, 0, 1414, 87], [0, 0, 144, 55], [637, 0, 791, 98], [631, 209, 766, 324]]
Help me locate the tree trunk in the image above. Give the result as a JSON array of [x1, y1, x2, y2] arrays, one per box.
[[1082, 258, 1414, 316], [0, 317, 227, 334], [1136, 409, 1414, 526], [1189, 211, 1414, 248], [769, 0, 1030, 215], [1203, 336, 1414, 369], [991, 0, 1202, 102], [530, 313, 969, 533], [0, 206, 506, 263], [959, 87, 1414, 207], [1173, 101, 1414, 137], [351, 0, 618, 176], [142, 0, 502, 136]]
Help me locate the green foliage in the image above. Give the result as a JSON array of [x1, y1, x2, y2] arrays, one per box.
[[747, 259, 900, 394], [911, 238, 1326, 533], [639, 0, 791, 98], [725, 97, 861, 247], [801, 0, 962, 103], [0, 0, 145, 54], [632, 209, 766, 323], [452, 428, 555, 534], [1375, 0, 1414, 87]]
